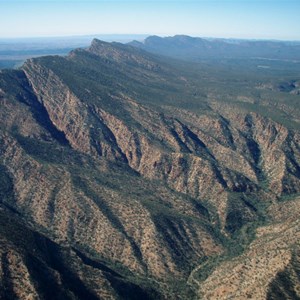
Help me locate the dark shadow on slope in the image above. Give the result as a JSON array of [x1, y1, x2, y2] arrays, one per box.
[[0, 254, 19, 300], [71, 175, 146, 270], [73, 248, 160, 300], [2, 69, 69, 146], [267, 248, 300, 300], [30, 236, 99, 300]]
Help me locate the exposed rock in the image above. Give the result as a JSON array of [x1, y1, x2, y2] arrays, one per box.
[[0, 39, 299, 299]]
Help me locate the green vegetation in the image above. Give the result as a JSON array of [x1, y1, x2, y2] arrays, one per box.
[[0, 37, 300, 299]]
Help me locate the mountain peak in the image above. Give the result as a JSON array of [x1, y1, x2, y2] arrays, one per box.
[[86, 38, 161, 70], [88, 38, 119, 56], [90, 38, 111, 48]]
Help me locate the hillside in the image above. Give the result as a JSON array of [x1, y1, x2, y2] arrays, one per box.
[[0, 38, 300, 299]]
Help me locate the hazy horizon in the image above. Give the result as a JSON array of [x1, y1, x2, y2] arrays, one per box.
[[0, 0, 299, 41], [1, 34, 300, 44]]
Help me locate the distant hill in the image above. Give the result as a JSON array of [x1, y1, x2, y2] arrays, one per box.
[[129, 35, 300, 62]]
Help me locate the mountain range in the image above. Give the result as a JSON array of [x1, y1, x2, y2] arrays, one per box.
[[129, 35, 300, 61], [0, 36, 300, 299]]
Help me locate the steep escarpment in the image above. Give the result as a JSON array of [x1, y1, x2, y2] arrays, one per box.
[[1, 67, 222, 298], [22, 53, 300, 227], [1, 39, 300, 299]]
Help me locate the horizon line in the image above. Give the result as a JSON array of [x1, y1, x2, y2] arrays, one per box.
[[0, 33, 300, 43]]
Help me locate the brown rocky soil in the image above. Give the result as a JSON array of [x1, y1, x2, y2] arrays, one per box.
[[0, 39, 299, 299]]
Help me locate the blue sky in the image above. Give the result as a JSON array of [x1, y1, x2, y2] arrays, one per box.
[[0, 0, 299, 40]]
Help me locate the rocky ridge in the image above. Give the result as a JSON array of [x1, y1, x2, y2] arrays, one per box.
[[0, 39, 299, 299]]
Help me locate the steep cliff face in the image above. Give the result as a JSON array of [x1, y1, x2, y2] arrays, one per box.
[[0, 39, 300, 299]]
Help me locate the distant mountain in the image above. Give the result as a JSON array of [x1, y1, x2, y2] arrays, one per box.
[[0, 38, 300, 299], [129, 35, 300, 61]]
